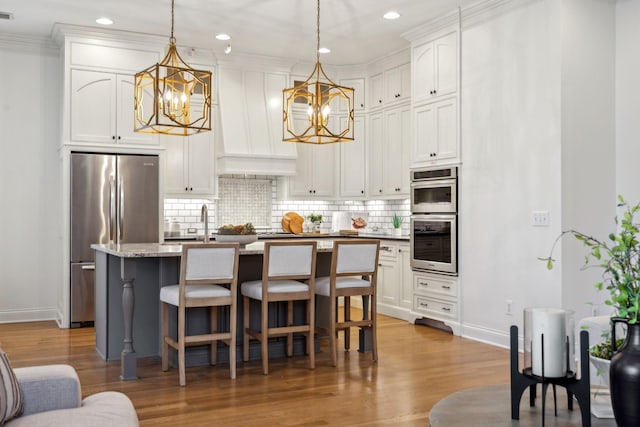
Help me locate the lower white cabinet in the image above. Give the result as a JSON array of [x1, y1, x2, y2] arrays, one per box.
[[163, 131, 216, 198], [376, 241, 414, 321], [412, 271, 459, 324]]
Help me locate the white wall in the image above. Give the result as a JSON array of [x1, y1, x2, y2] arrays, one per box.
[[459, 0, 563, 346], [559, 0, 615, 321], [0, 39, 62, 323], [616, 0, 640, 203]]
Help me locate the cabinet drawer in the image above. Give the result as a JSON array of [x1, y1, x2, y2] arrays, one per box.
[[413, 274, 457, 298], [379, 243, 398, 260], [413, 295, 457, 320]]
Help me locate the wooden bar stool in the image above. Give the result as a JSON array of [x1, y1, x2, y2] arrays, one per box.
[[160, 242, 240, 386], [241, 240, 317, 375], [315, 239, 380, 366]]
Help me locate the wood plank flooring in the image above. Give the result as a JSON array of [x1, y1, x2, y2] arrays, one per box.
[[0, 313, 510, 426]]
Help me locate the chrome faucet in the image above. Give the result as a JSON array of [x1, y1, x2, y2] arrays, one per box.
[[201, 204, 209, 243]]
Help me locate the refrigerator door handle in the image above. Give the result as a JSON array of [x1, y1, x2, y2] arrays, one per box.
[[109, 176, 116, 242], [119, 175, 124, 241]]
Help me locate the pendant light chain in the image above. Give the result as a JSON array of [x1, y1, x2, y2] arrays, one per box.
[[316, 0, 320, 64], [170, 0, 176, 44]]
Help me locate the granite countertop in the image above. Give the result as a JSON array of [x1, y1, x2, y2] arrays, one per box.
[[91, 239, 338, 258], [164, 232, 409, 242]]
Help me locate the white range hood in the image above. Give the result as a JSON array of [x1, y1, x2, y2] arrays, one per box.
[[216, 64, 297, 176]]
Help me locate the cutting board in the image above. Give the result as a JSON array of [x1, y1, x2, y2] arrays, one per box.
[[282, 212, 304, 234]]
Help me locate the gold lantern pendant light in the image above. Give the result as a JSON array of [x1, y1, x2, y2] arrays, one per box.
[[134, 0, 211, 136], [282, 0, 354, 144]]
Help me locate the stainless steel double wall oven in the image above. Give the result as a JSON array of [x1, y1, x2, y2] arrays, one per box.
[[410, 166, 458, 275]]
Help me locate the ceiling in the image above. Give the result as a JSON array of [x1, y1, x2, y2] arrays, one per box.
[[0, 0, 475, 65]]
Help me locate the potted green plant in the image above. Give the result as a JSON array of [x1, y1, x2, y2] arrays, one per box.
[[392, 213, 403, 236], [306, 213, 323, 233], [542, 196, 640, 424]]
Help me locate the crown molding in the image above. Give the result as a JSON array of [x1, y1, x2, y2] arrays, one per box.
[[461, 0, 540, 30], [0, 33, 59, 55]]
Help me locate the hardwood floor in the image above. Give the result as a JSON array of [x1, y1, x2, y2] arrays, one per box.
[[0, 313, 510, 426]]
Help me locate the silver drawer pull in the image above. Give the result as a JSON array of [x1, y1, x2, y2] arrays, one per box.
[[441, 285, 451, 290], [442, 307, 451, 312], [81, 265, 95, 270], [419, 302, 428, 308], [419, 281, 429, 287]]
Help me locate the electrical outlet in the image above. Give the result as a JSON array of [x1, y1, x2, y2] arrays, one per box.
[[532, 211, 550, 226], [506, 299, 513, 316], [187, 228, 197, 234]]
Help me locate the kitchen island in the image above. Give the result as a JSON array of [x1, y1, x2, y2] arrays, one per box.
[[91, 240, 340, 380]]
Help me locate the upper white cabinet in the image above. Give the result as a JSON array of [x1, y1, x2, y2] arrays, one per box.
[[413, 97, 457, 165], [163, 130, 216, 198], [412, 31, 457, 104], [339, 115, 366, 199], [369, 73, 384, 109], [339, 78, 366, 112], [289, 143, 337, 198], [70, 70, 157, 146], [367, 105, 411, 198], [385, 63, 411, 105], [217, 67, 296, 175]]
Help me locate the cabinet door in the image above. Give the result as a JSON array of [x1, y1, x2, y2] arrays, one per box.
[[383, 106, 410, 195], [385, 63, 410, 104], [290, 142, 313, 197], [71, 70, 116, 144], [116, 75, 157, 145], [309, 144, 336, 197], [434, 32, 457, 98], [433, 98, 458, 161], [187, 131, 215, 196], [162, 136, 188, 194], [412, 40, 435, 104], [339, 116, 366, 198], [398, 245, 412, 309], [378, 245, 399, 307], [369, 73, 384, 109], [340, 78, 366, 111], [412, 98, 457, 166], [367, 112, 384, 197]]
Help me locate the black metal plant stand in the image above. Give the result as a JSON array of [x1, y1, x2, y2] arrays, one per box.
[[510, 325, 591, 427]]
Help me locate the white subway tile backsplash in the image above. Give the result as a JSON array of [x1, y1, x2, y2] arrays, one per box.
[[164, 177, 410, 235]]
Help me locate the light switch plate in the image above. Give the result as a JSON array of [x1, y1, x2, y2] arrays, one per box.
[[532, 211, 550, 226]]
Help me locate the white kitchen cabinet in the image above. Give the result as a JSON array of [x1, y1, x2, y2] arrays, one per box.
[[369, 72, 384, 109], [339, 78, 366, 112], [70, 69, 157, 146], [163, 130, 216, 198], [412, 31, 457, 104], [412, 271, 459, 323], [339, 115, 366, 199], [385, 63, 411, 105], [398, 244, 412, 309], [412, 97, 458, 166], [367, 105, 411, 198], [287, 118, 337, 198], [377, 241, 414, 321]]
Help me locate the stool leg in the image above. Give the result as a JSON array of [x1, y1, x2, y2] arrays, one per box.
[[287, 300, 293, 357], [344, 296, 351, 351], [178, 305, 186, 386], [229, 299, 237, 380], [161, 302, 169, 372], [243, 296, 250, 362], [308, 296, 315, 369], [210, 306, 218, 366], [330, 295, 337, 367], [261, 299, 269, 375]]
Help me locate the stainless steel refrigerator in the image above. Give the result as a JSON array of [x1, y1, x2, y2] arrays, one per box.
[[70, 152, 159, 327]]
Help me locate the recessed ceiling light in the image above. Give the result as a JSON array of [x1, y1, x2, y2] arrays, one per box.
[[318, 47, 331, 54], [96, 17, 114, 25], [383, 11, 401, 20], [216, 33, 231, 41]]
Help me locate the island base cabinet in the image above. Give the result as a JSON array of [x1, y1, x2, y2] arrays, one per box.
[[95, 252, 332, 366]]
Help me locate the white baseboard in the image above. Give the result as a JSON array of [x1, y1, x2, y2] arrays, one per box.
[[0, 308, 59, 324], [460, 322, 513, 350]]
